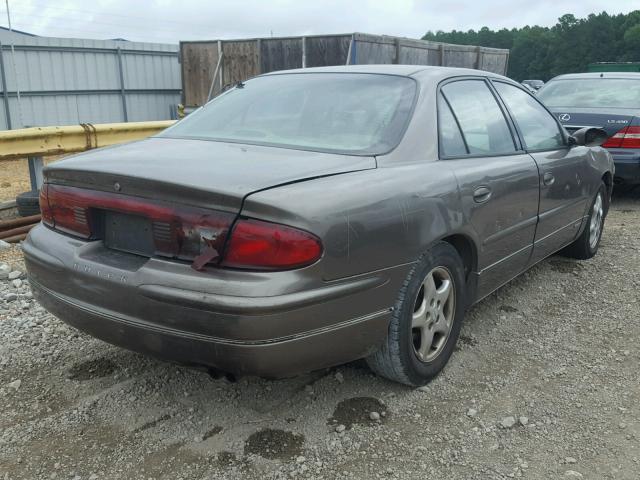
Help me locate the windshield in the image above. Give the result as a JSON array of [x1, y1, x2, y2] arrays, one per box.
[[161, 73, 417, 155], [538, 78, 640, 108]]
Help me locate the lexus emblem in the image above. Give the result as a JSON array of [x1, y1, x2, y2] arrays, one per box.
[[558, 113, 571, 122], [113, 182, 121, 192]]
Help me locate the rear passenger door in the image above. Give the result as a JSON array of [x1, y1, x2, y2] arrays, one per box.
[[492, 81, 590, 264], [439, 78, 540, 300]]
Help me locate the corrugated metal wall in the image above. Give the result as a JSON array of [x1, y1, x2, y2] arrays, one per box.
[[0, 33, 180, 130]]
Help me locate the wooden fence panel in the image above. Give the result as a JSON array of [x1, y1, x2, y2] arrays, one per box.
[[181, 42, 219, 107], [180, 34, 509, 107], [305, 36, 351, 67], [260, 38, 303, 73], [222, 41, 260, 89]]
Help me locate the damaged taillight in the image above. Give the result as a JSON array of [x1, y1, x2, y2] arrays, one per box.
[[42, 184, 234, 266], [39, 184, 54, 227], [41, 184, 322, 271]]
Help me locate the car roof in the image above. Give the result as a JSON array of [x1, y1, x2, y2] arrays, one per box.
[[262, 64, 509, 82], [548, 72, 640, 81]]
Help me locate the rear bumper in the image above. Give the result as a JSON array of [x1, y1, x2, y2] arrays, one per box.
[[608, 148, 640, 184], [24, 224, 406, 377], [30, 277, 391, 377]]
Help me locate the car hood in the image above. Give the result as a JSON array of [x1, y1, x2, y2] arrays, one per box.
[[44, 137, 376, 212]]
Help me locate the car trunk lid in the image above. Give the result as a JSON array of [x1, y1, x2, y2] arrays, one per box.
[[42, 137, 376, 266], [550, 107, 637, 137], [44, 137, 377, 212]]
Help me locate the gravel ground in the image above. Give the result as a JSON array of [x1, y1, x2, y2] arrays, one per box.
[[1, 189, 639, 480]]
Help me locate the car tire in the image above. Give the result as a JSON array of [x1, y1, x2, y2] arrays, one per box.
[[16, 190, 41, 217], [366, 241, 466, 386], [560, 182, 607, 260]]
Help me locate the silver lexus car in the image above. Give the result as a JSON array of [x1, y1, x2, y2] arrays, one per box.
[[25, 65, 614, 386]]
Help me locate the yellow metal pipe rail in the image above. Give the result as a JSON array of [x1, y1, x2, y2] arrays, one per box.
[[0, 120, 176, 161]]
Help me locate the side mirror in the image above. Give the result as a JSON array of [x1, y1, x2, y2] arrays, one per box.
[[570, 127, 609, 147]]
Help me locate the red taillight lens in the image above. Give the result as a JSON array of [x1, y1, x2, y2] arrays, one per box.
[[41, 184, 322, 271], [46, 184, 93, 237], [39, 184, 53, 227], [221, 219, 322, 270], [602, 126, 640, 149], [42, 184, 234, 265]]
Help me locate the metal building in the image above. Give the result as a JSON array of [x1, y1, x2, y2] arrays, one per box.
[[0, 27, 180, 130]]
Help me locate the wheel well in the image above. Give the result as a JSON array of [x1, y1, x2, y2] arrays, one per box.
[[602, 171, 613, 211], [602, 172, 613, 194], [441, 234, 476, 279]]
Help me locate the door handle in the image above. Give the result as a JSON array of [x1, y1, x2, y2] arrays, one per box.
[[473, 186, 492, 203], [543, 172, 555, 186]]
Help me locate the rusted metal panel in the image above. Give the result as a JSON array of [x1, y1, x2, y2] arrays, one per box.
[[0, 120, 175, 161]]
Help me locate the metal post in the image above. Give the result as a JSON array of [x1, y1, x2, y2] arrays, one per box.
[[351, 34, 357, 65], [256, 38, 262, 74], [27, 156, 43, 191], [206, 52, 223, 102], [393, 38, 401, 64], [345, 37, 353, 65], [217, 40, 223, 91], [0, 42, 12, 129], [475, 46, 482, 70], [116, 47, 129, 122], [439, 44, 445, 66], [301, 36, 307, 68], [5, 0, 23, 128]]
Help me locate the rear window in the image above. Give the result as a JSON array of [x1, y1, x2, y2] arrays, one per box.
[[162, 73, 417, 155], [538, 78, 640, 108]]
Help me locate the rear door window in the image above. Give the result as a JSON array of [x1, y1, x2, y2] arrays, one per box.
[[494, 82, 565, 150], [441, 80, 516, 156], [438, 94, 468, 156]]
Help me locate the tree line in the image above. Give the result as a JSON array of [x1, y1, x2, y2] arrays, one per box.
[[422, 11, 640, 81]]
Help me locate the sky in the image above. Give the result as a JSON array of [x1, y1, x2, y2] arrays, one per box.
[[1, 0, 639, 45]]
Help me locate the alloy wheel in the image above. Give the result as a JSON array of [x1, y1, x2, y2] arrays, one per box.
[[411, 266, 456, 362], [589, 192, 604, 249]]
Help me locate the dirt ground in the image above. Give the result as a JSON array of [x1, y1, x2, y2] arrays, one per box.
[[0, 189, 638, 480], [0, 157, 61, 203]]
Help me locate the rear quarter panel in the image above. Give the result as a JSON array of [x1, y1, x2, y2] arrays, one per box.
[[240, 164, 470, 281], [585, 146, 615, 204]]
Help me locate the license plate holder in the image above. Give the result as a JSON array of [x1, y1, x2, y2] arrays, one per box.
[[103, 211, 155, 257]]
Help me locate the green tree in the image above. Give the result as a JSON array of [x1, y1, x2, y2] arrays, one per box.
[[422, 10, 640, 81]]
